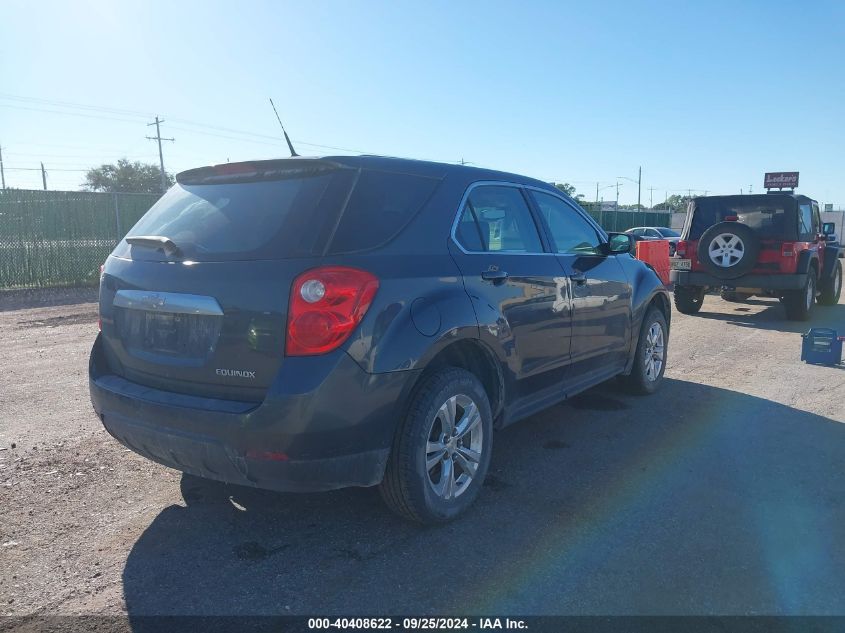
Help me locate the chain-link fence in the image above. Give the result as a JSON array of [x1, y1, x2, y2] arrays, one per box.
[[579, 202, 672, 232], [0, 189, 159, 289], [0, 189, 674, 290]]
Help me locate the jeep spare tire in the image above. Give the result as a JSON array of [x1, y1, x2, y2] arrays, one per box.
[[697, 222, 759, 279]]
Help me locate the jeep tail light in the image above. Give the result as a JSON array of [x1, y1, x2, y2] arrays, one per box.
[[782, 243, 795, 257], [286, 266, 379, 356], [724, 215, 738, 222], [676, 240, 688, 257]]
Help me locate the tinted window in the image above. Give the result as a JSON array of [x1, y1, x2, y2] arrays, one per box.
[[327, 170, 440, 253], [455, 186, 543, 253], [629, 228, 644, 236], [657, 227, 680, 237], [125, 172, 351, 261], [645, 229, 661, 238], [690, 195, 798, 240], [530, 191, 602, 255]]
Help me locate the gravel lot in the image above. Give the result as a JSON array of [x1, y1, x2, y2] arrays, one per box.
[[2, 287, 845, 616]]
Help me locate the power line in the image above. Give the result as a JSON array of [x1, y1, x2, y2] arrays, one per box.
[[146, 116, 174, 194]]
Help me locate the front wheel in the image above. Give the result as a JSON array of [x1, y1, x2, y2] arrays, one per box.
[[379, 367, 493, 524], [619, 307, 668, 395], [818, 261, 842, 306], [783, 272, 816, 321], [674, 285, 705, 314]]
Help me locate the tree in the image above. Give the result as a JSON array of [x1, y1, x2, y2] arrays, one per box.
[[655, 194, 693, 212], [554, 182, 584, 200], [83, 158, 173, 194]]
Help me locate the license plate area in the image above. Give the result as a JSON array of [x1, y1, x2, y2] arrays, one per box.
[[670, 258, 692, 270], [115, 308, 223, 363]]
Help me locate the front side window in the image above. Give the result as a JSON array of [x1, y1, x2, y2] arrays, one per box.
[[530, 191, 602, 255], [454, 185, 543, 253]]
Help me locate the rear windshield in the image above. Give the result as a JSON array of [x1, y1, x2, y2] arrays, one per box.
[[120, 167, 439, 261], [657, 227, 679, 237], [689, 196, 798, 241]]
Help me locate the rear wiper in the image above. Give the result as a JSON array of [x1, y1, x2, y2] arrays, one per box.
[[125, 235, 183, 257]]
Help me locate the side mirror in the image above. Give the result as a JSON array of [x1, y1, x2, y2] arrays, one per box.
[[607, 233, 634, 254], [822, 222, 836, 236]]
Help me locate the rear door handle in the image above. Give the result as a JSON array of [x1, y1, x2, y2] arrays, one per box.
[[481, 270, 509, 282], [569, 272, 587, 285]]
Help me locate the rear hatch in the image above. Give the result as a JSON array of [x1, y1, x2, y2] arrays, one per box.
[[98, 158, 440, 402]]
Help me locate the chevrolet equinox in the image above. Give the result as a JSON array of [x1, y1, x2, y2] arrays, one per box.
[[90, 156, 670, 523]]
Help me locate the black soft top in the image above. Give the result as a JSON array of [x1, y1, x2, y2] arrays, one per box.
[[685, 193, 816, 241]]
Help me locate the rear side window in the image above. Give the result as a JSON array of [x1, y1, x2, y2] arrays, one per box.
[[326, 170, 440, 253], [454, 185, 543, 253]]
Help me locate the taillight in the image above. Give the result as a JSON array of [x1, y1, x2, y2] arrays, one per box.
[[782, 243, 795, 257], [286, 266, 379, 356], [676, 240, 687, 257]]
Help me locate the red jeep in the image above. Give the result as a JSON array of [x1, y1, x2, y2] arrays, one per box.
[[670, 193, 843, 320]]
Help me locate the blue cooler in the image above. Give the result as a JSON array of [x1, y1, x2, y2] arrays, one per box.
[[801, 328, 844, 365]]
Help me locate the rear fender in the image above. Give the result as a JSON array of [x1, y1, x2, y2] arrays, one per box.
[[346, 283, 482, 375]]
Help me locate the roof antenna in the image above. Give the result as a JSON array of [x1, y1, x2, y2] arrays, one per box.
[[269, 98, 299, 157]]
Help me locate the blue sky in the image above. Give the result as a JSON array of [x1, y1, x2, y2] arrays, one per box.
[[1, 0, 843, 205]]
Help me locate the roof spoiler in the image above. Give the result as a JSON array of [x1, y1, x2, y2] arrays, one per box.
[[176, 159, 347, 185]]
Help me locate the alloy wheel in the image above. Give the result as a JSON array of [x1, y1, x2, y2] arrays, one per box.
[[425, 394, 483, 500], [708, 233, 745, 268], [643, 322, 665, 382]]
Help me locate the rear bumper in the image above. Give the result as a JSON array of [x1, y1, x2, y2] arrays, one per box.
[[89, 334, 417, 492], [670, 270, 807, 290]]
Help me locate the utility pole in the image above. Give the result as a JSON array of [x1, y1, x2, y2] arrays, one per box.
[[649, 187, 655, 209], [637, 165, 642, 211], [615, 180, 620, 210], [0, 144, 5, 190], [146, 116, 174, 193], [749, 185, 753, 194], [41, 162, 47, 190]]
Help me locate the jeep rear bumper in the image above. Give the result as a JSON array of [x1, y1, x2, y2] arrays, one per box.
[[670, 271, 807, 290]]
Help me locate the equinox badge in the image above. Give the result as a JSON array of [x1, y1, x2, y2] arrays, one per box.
[[216, 368, 256, 379]]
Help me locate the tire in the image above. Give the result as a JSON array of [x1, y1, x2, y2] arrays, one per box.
[[697, 222, 760, 279], [818, 260, 842, 306], [620, 307, 668, 395], [720, 290, 751, 303], [674, 285, 705, 314], [379, 367, 493, 524], [783, 272, 816, 321]]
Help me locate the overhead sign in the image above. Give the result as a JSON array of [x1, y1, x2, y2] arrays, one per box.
[[600, 201, 617, 212], [764, 171, 799, 189], [825, 203, 834, 212]]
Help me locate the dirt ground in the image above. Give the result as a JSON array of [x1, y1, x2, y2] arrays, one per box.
[[1, 287, 845, 617]]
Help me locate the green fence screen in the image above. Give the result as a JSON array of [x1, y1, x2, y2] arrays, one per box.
[[0, 189, 159, 289], [0, 189, 672, 290]]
